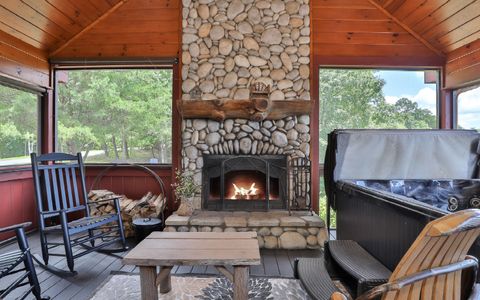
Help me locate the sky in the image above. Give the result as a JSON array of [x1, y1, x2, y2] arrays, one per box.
[[376, 70, 480, 129]]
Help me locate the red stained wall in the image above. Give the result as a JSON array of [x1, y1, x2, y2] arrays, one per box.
[[0, 170, 38, 241], [0, 166, 174, 242], [84, 165, 175, 214]]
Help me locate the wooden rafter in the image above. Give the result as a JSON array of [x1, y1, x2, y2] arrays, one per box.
[[366, 0, 445, 57], [49, 0, 129, 57]]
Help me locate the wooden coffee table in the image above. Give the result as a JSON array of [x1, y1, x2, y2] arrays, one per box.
[[123, 231, 261, 300]]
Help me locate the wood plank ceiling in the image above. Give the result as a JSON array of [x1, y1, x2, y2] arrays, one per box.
[[0, 0, 479, 61], [372, 0, 480, 54], [0, 0, 124, 52], [312, 0, 443, 62]]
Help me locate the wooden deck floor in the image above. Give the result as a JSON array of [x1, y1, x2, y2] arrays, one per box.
[[0, 232, 321, 300]]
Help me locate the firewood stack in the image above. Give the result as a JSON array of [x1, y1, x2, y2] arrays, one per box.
[[88, 190, 166, 237]]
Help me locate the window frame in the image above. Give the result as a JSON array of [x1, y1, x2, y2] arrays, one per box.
[[0, 77, 44, 171], [52, 64, 175, 166], [453, 84, 480, 130]]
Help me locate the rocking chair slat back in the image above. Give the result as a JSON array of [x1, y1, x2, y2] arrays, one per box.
[[32, 152, 87, 215], [71, 167, 81, 207], [383, 209, 480, 300], [64, 167, 74, 208], [30, 152, 127, 274]]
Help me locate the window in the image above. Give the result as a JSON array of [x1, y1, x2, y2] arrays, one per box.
[[55, 69, 173, 164], [318, 68, 439, 226], [0, 84, 39, 166], [456, 85, 480, 130]]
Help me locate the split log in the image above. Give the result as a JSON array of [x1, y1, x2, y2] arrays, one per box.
[[88, 190, 166, 238]]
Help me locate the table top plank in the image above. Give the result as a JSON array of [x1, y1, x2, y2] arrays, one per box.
[[124, 232, 261, 266], [124, 249, 260, 266], [146, 231, 257, 239], [137, 238, 258, 250]]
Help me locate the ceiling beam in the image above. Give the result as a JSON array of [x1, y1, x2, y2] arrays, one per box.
[[366, 0, 445, 57], [49, 0, 129, 57]]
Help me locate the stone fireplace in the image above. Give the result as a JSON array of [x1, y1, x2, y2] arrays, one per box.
[[164, 0, 327, 249], [182, 116, 310, 210]]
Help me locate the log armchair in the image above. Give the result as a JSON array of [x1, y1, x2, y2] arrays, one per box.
[[31, 152, 127, 275], [296, 209, 480, 300], [0, 222, 49, 300]]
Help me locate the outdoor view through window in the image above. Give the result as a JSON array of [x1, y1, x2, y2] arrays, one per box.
[[457, 86, 480, 130], [0, 84, 38, 166], [319, 69, 439, 226], [56, 69, 172, 164]]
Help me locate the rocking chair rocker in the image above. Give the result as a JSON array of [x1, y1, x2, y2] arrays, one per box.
[[31, 152, 128, 275]]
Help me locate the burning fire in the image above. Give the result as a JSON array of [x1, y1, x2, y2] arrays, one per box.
[[232, 182, 259, 199]]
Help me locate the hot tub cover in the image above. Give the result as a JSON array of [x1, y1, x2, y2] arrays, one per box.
[[324, 129, 480, 210]]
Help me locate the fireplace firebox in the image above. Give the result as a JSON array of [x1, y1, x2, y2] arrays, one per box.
[[202, 155, 287, 211]]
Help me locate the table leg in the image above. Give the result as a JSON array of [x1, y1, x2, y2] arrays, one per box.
[[233, 266, 249, 300], [157, 266, 172, 294], [139, 266, 158, 300]]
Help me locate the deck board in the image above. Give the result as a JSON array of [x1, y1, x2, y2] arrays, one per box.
[[0, 232, 321, 299]]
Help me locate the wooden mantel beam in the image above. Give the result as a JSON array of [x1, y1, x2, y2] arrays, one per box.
[[49, 0, 129, 57], [366, 0, 445, 57], [178, 99, 311, 121]]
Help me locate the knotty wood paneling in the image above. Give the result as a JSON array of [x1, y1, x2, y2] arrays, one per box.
[[313, 0, 443, 66], [51, 0, 180, 58], [445, 38, 480, 88], [373, 0, 480, 55], [0, 30, 49, 87], [0, 0, 122, 52]]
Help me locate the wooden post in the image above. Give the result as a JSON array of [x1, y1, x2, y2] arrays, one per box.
[[233, 266, 249, 300], [156, 266, 172, 294], [139, 266, 158, 300]]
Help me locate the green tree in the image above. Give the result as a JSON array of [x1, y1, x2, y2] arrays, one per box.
[[56, 69, 172, 163], [0, 85, 38, 160]]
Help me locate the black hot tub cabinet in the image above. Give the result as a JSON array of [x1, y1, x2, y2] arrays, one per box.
[[324, 129, 480, 280]]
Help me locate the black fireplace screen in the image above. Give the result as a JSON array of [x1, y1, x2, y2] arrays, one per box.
[[202, 155, 287, 211]]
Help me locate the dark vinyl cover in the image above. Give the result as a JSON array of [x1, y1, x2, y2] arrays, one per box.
[[324, 129, 480, 211]]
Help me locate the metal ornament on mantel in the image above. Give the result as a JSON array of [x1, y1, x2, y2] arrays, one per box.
[[288, 157, 312, 214]]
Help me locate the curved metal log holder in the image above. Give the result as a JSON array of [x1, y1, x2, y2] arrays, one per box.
[[30, 152, 129, 277], [90, 163, 167, 227], [288, 157, 312, 214]]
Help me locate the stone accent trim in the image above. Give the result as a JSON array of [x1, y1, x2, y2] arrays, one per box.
[[165, 210, 327, 250]]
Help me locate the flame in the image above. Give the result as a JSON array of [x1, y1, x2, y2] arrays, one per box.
[[232, 182, 258, 199]]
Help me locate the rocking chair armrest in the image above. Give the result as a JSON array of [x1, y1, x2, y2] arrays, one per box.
[[355, 258, 479, 300], [330, 292, 348, 300], [40, 206, 86, 217], [0, 222, 32, 234]]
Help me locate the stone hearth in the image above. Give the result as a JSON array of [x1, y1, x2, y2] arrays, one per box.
[[165, 210, 327, 250]]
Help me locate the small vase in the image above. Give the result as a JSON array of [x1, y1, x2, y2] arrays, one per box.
[[176, 196, 195, 216]]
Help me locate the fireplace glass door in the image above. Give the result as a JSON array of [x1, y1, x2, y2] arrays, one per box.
[[203, 155, 287, 211]]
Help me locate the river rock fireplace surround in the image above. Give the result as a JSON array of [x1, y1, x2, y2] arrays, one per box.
[[163, 0, 327, 249]]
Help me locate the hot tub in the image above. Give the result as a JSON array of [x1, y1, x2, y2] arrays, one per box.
[[324, 129, 480, 279]]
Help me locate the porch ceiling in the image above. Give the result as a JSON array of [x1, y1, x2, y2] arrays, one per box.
[[372, 0, 480, 54], [0, 0, 479, 59]]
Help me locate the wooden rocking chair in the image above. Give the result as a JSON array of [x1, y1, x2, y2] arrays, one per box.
[[31, 152, 128, 275], [0, 222, 49, 299], [296, 209, 480, 300]]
